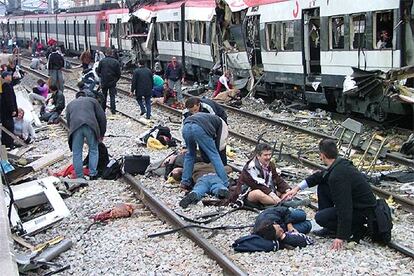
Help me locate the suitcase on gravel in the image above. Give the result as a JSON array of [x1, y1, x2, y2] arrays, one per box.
[[123, 155, 150, 175]]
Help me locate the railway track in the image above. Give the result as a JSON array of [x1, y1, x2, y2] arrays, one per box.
[[19, 64, 414, 264], [18, 65, 248, 274]]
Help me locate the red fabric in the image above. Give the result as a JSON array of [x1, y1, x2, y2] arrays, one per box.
[[52, 164, 90, 179], [48, 38, 57, 47], [213, 82, 233, 98]]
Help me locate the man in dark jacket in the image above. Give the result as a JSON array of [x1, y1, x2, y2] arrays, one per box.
[[47, 46, 65, 92], [0, 71, 18, 148], [40, 85, 65, 124], [66, 91, 107, 179], [182, 97, 228, 164], [96, 49, 121, 114], [237, 143, 291, 207], [164, 56, 184, 102], [183, 97, 227, 123], [282, 139, 377, 250], [181, 113, 228, 191], [130, 59, 153, 119]]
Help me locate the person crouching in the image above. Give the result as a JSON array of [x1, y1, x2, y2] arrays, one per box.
[[66, 91, 107, 180]]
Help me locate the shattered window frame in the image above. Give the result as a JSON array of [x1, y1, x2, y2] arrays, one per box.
[[200, 21, 207, 44], [172, 22, 180, 41], [350, 13, 366, 50], [282, 21, 294, 51], [373, 10, 393, 50], [329, 16, 345, 50], [266, 22, 280, 51]]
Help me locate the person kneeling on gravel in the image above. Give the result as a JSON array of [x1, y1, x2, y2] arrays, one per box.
[[179, 162, 232, 208], [253, 206, 314, 249], [39, 84, 65, 124], [282, 139, 377, 250], [237, 143, 299, 208]]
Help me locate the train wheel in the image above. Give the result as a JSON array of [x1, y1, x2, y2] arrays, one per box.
[[366, 103, 387, 122]]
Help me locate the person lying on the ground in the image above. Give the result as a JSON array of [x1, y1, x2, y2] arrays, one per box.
[[179, 162, 232, 208], [40, 84, 65, 124], [253, 207, 314, 249], [282, 139, 377, 250], [29, 79, 48, 105], [13, 108, 36, 143], [237, 143, 291, 207], [212, 88, 241, 104]]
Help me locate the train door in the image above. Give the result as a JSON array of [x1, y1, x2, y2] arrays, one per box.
[[84, 19, 88, 50], [245, 15, 262, 68], [117, 18, 122, 50], [64, 20, 68, 50], [30, 21, 33, 40], [99, 19, 106, 48], [45, 21, 48, 44], [73, 20, 78, 51], [37, 21, 40, 42], [303, 8, 321, 78]]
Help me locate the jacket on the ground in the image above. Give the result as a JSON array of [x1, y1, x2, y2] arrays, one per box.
[[305, 157, 377, 240], [0, 82, 17, 121], [131, 66, 153, 97], [238, 157, 290, 195], [66, 96, 107, 150], [96, 57, 121, 88], [48, 52, 64, 70], [182, 98, 228, 123]]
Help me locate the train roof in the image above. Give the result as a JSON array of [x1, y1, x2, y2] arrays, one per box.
[[224, 0, 288, 12]]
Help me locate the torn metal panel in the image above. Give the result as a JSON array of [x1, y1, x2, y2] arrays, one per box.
[[5, 177, 70, 236]]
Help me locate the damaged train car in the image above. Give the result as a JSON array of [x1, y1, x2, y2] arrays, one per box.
[[245, 0, 414, 122]]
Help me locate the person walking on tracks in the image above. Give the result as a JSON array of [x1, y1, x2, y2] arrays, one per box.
[[96, 49, 121, 114], [130, 59, 153, 119], [282, 139, 377, 250], [66, 91, 107, 180], [181, 112, 228, 191], [164, 56, 184, 102], [47, 46, 65, 93]]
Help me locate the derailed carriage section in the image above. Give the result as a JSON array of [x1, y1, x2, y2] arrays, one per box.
[[249, 0, 414, 122]]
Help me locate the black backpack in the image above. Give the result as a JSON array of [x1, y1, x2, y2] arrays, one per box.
[[84, 142, 109, 176], [370, 198, 393, 243], [102, 158, 123, 180]]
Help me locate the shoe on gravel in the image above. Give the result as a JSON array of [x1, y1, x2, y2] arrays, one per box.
[[140, 111, 146, 116], [179, 192, 199, 208], [217, 189, 229, 199]]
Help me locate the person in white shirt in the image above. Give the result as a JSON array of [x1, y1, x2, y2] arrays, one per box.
[[213, 70, 233, 97]]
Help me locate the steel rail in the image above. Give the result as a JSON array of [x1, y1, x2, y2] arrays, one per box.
[[56, 101, 247, 275], [123, 174, 247, 275]]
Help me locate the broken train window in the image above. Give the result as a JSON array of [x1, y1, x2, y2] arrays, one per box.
[[266, 22, 280, 51], [374, 11, 393, 49], [172, 22, 180, 41], [200, 22, 206, 44], [330, 16, 344, 49], [351, 14, 366, 49], [282, 21, 294, 51]]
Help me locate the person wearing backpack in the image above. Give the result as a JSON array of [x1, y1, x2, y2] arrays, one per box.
[[282, 139, 377, 250], [66, 91, 107, 180]]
